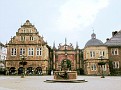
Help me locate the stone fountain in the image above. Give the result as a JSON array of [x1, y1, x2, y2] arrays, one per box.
[[45, 60, 87, 83], [45, 39, 87, 83]]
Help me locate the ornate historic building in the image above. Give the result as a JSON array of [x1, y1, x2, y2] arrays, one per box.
[[5, 20, 51, 75], [52, 39, 83, 74], [83, 33, 110, 75], [3, 20, 121, 76], [105, 31, 121, 75]]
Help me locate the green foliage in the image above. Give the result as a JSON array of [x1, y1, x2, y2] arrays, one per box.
[[19, 62, 27, 65], [61, 59, 71, 70], [98, 62, 106, 65], [109, 61, 121, 75]]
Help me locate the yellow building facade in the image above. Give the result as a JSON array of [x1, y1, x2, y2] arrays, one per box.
[[83, 33, 110, 75]]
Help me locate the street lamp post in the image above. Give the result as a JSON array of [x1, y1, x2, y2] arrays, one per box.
[[98, 56, 106, 78], [19, 55, 27, 78]]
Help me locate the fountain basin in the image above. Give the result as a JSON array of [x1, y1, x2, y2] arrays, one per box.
[[44, 79, 87, 83], [54, 71, 77, 80], [45, 71, 87, 83]]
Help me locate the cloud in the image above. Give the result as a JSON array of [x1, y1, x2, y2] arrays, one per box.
[[56, 0, 109, 32]]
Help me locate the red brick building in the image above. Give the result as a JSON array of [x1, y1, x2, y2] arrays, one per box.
[[52, 39, 83, 74]]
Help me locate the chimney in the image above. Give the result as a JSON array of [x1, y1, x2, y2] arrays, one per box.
[[106, 38, 109, 41], [112, 31, 118, 36]]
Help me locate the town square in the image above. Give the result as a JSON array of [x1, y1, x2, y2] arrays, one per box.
[[0, 76, 121, 90], [0, 0, 121, 90]]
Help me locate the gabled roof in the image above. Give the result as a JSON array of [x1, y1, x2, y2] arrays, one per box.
[[105, 30, 121, 46], [0, 42, 5, 47], [21, 20, 34, 28]]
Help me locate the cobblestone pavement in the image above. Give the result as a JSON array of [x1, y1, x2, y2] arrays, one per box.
[[0, 76, 121, 90]]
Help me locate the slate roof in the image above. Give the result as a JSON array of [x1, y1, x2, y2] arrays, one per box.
[[105, 30, 121, 46], [0, 42, 4, 47], [85, 33, 104, 47]]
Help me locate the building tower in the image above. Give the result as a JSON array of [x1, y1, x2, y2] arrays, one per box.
[[83, 32, 110, 75]]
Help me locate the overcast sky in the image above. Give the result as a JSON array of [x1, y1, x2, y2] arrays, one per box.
[[0, 0, 121, 48]]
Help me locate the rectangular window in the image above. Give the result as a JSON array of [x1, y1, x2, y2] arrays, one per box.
[[21, 36, 26, 41], [28, 48, 34, 56], [91, 64, 96, 71], [30, 36, 34, 41], [102, 65, 107, 71], [29, 29, 32, 33], [11, 48, 17, 56], [36, 48, 42, 56], [4, 56, 6, 60], [111, 48, 119, 55], [90, 51, 95, 58], [100, 51, 105, 57], [20, 48, 25, 56], [113, 61, 120, 69], [23, 29, 26, 33]]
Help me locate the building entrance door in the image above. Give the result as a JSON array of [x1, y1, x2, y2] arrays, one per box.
[[18, 67, 23, 75]]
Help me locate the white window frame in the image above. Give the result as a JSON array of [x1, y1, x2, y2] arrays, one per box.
[[90, 51, 95, 58], [102, 65, 107, 71], [23, 29, 26, 33], [20, 36, 26, 41], [28, 48, 34, 56], [111, 48, 119, 55], [100, 51, 105, 57], [11, 48, 17, 56], [113, 61, 120, 69], [20, 48, 25, 56], [30, 36, 34, 41], [29, 29, 32, 33], [91, 64, 96, 71], [36, 48, 42, 56]]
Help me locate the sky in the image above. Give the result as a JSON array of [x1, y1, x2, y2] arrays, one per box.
[[0, 0, 121, 48]]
